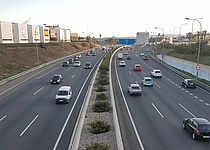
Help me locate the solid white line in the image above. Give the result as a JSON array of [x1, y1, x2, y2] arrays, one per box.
[[129, 71, 131, 74], [151, 103, 164, 118], [115, 57, 145, 150], [0, 115, 7, 122], [33, 87, 44, 95], [20, 115, 39, 137], [178, 103, 196, 118], [71, 74, 75, 79]]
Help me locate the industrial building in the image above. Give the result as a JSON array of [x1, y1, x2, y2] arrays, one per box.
[[0, 20, 71, 44]]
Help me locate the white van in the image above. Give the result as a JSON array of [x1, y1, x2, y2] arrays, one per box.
[[118, 52, 123, 59], [55, 86, 72, 104]]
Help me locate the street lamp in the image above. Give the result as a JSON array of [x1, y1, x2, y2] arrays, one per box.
[[155, 27, 165, 61], [185, 17, 202, 80], [35, 24, 46, 66]]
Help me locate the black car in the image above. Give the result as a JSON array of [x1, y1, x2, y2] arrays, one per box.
[[51, 75, 63, 84], [181, 79, 196, 88], [69, 58, 74, 64], [62, 61, 69, 67], [183, 118, 210, 140], [84, 62, 92, 69]]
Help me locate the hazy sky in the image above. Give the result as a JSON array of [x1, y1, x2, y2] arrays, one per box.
[[0, 0, 209, 37]]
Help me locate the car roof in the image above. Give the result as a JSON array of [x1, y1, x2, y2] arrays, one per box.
[[134, 64, 141, 66], [53, 74, 61, 77], [191, 118, 210, 125], [153, 69, 161, 71], [130, 83, 140, 87], [58, 86, 71, 91]]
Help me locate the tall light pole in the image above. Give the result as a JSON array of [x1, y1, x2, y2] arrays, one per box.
[[155, 27, 165, 61], [35, 24, 46, 66], [185, 17, 202, 80]]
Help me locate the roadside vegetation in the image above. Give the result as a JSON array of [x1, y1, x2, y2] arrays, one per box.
[[154, 41, 210, 85], [0, 42, 98, 80]]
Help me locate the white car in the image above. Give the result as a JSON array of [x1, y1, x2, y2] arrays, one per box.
[[119, 61, 126, 67], [74, 61, 81, 67], [140, 53, 144, 56], [151, 69, 162, 78], [76, 54, 82, 58]]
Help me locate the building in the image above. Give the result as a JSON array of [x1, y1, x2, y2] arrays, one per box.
[[12, 23, 28, 43], [136, 32, 149, 45], [0, 21, 14, 43]]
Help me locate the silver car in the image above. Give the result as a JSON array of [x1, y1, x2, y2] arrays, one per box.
[[128, 83, 142, 96]]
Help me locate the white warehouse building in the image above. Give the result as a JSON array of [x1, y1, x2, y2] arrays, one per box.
[[0, 21, 14, 43], [12, 23, 29, 43]]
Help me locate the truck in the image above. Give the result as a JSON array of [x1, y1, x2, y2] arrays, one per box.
[[117, 53, 123, 59]]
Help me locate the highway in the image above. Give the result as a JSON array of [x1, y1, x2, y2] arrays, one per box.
[[111, 46, 210, 150], [0, 49, 105, 150]]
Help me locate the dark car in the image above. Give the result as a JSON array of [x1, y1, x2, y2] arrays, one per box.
[[69, 58, 74, 64], [51, 75, 63, 84], [181, 79, 196, 88], [183, 118, 210, 140], [84, 62, 92, 69], [62, 61, 69, 67]]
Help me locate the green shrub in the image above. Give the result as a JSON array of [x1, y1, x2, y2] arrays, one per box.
[[88, 120, 111, 134], [96, 85, 107, 92], [99, 69, 108, 75], [86, 142, 110, 150], [97, 77, 109, 85], [96, 93, 107, 100], [92, 101, 111, 112]]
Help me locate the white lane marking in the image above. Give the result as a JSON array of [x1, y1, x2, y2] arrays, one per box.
[[178, 103, 196, 118], [194, 96, 198, 99], [185, 91, 189, 93], [33, 87, 44, 95], [199, 99, 204, 102], [129, 71, 131, 74], [151, 103, 164, 118], [142, 71, 146, 75], [20, 115, 39, 137], [0, 115, 7, 122], [68, 67, 72, 70], [115, 57, 145, 150], [189, 93, 193, 96], [53, 54, 105, 150], [0, 66, 59, 96], [71, 74, 75, 79], [205, 103, 210, 106], [154, 82, 161, 88], [37, 67, 59, 79], [80, 67, 82, 70]]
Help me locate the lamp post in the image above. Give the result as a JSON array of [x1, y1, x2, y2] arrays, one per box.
[[35, 24, 46, 66], [185, 18, 202, 80], [155, 27, 165, 61]]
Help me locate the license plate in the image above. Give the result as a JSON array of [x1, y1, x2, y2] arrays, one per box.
[[59, 100, 64, 102], [203, 136, 210, 138]]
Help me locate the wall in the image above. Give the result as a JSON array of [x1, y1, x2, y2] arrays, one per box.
[[0, 21, 13, 43], [157, 55, 210, 81]]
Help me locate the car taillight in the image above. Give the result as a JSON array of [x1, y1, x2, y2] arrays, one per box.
[[195, 129, 200, 134]]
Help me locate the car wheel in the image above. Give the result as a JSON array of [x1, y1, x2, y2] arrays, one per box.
[[185, 84, 187, 88], [182, 123, 186, 129], [192, 133, 197, 140]]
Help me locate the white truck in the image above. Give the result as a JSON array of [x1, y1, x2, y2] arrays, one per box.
[[117, 52, 123, 59]]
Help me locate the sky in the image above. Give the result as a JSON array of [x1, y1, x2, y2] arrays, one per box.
[[0, 0, 209, 37]]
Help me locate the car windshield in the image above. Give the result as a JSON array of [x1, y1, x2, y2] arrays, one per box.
[[52, 76, 59, 80], [132, 86, 139, 89], [188, 80, 194, 83], [199, 125, 210, 131], [145, 79, 152, 82], [57, 91, 68, 95], [155, 71, 161, 73]]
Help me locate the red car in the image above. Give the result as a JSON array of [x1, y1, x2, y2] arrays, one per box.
[[133, 64, 142, 71]]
